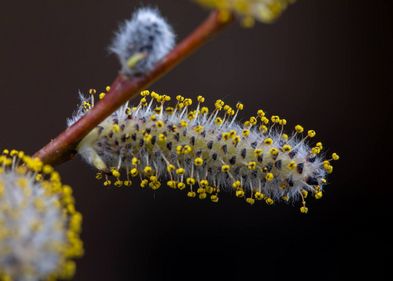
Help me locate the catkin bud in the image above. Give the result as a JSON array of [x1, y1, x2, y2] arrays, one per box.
[[69, 89, 339, 213], [0, 150, 83, 281], [109, 7, 175, 76]]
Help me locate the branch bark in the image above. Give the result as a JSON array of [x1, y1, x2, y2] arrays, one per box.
[[33, 10, 233, 166]]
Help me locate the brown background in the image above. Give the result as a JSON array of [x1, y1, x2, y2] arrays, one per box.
[[1, 0, 392, 280]]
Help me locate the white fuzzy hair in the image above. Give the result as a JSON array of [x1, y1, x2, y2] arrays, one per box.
[[109, 7, 175, 76]]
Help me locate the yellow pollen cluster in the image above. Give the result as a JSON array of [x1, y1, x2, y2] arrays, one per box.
[[0, 150, 83, 281], [195, 0, 295, 26]]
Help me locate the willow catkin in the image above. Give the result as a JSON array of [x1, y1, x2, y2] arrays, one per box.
[[0, 150, 83, 281], [68, 89, 339, 213]]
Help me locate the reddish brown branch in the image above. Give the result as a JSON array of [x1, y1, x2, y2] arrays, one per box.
[[34, 11, 233, 166]]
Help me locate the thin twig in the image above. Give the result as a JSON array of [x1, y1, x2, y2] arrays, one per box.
[[33, 10, 233, 166]]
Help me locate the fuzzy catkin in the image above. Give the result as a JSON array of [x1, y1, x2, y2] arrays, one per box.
[[0, 150, 83, 281], [69, 89, 338, 213], [109, 7, 175, 76]]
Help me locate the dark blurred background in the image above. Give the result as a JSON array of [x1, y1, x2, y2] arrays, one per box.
[[1, 0, 392, 280]]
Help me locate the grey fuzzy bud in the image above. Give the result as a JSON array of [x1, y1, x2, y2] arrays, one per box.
[[109, 7, 175, 76]]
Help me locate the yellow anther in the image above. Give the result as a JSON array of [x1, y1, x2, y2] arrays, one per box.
[[112, 124, 120, 133], [150, 114, 157, 121], [111, 169, 120, 178], [158, 133, 166, 142], [301, 190, 308, 198], [130, 168, 138, 177], [140, 90, 150, 96], [177, 182, 186, 190], [321, 178, 327, 184], [282, 144, 292, 152], [187, 191, 196, 198], [271, 115, 280, 123], [131, 157, 140, 166], [167, 180, 177, 189], [324, 164, 333, 174], [155, 120, 164, 128], [176, 145, 183, 155], [300, 206, 308, 214], [103, 180, 111, 187], [124, 180, 132, 187], [221, 165, 230, 173], [332, 153, 340, 161], [183, 145, 192, 154], [257, 109, 265, 117], [166, 106, 174, 113], [199, 180, 209, 187], [179, 120, 188, 127], [96, 172, 103, 180], [232, 180, 241, 189], [197, 187, 205, 194], [140, 179, 149, 188], [176, 95, 184, 101], [223, 132, 231, 140], [288, 160, 297, 170], [176, 168, 185, 175], [265, 173, 274, 181], [197, 95, 205, 103], [279, 119, 287, 126], [183, 98, 193, 106], [42, 164, 53, 174], [265, 198, 274, 205], [154, 107, 162, 114], [199, 193, 207, 199], [246, 197, 255, 205], [307, 130, 316, 138], [88, 88, 97, 95], [243, 121, 251, 127], [281, 133, 289, 141], [295, 125, 304, 133], [210, 195, 219, 203], [311, 147, 321, 154], [232, 136, 241, 145], [194, 125, 204, 133], [149, 175, 158, 182], [315, 191, 323, 199], [143, 166, 153, 175], [249, 116, 257, 125], [201, 107, 209, 114], [149, 181, 161, 190], [143, 133, 152, 142], [255, 192, 265, 200], [166, 164, 176, 172], [236, 102, 244, 110], [247, 161, 257, 170], [242, 129, 250, 137], [264, 138, 273, 145], [99, 92, 105, 100], [236, 189, 245, 198], [281, 195, 289, 201], [259, 125, 268, 133], [270, 148, 279, 156], [215, 117, 223, 125], [140, 97, 147, 104], [261, 116, 269, 125], [186, 177, 196, 185], [194, 157, 204, 166], [114, 180, 123, 187]]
